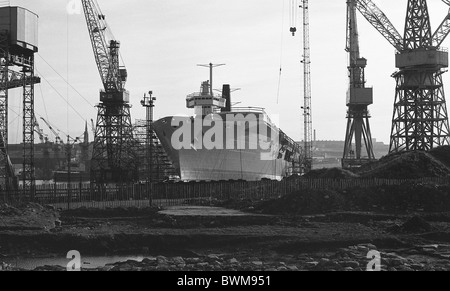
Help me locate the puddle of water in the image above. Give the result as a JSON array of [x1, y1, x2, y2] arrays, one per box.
[[3, 255, 146, 270]]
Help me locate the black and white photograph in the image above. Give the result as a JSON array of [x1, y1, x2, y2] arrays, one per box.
[[1, 0, 450, 278]]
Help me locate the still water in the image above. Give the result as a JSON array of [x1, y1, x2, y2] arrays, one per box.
[[3, 255, 146, 270]]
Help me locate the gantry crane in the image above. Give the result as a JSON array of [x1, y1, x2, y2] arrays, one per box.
[[0, 67, 39, 190], [355, 0, 450, 153], [342, 0, 375, 168], [81, 0, 137, 184], [0, 8, 40, 194]]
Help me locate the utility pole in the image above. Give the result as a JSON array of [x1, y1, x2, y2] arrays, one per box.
[[141, 91, 156, 206]]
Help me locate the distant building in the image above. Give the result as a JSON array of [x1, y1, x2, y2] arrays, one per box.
[[298, 139, 389, 170], [7, 142, 93, 181]]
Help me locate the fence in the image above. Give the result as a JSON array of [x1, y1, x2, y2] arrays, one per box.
[[1, 177, 449, 210]]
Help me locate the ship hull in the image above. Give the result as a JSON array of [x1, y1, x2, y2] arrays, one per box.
[[177, 147, 288, 181], [153, 113, 298, 181]]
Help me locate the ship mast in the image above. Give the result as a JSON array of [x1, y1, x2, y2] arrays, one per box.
[[187, 63, 227, 116], [197, 63, 226, 96]]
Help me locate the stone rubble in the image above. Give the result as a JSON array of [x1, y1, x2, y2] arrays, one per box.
[[10, 243, 448, 271]]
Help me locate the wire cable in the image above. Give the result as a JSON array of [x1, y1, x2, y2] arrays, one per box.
[[277, 0, 286, 104], [36, 69, 87, 122], [67, 10, 70, 136], [37, 54, 94, 108]]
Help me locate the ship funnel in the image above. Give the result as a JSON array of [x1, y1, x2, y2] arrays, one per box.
[[221, 84, 231, 113]]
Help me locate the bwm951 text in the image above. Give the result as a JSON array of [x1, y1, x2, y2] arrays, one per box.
[[222, 276, 270, 287]]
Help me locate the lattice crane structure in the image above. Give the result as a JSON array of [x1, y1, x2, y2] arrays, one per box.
[[342, 0, 376, 168], [0, 6, 39, 196], [356, 0, 450, 153], [81, 0, 137, 184]]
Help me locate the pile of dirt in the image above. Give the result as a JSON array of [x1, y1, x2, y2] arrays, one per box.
[[0, 203, 49, 216], [303, 168, 360, 179], [255, 182, 450, 215], [344, 183, 450, 212], [429, 146, 450, 169], [255, 189, 346, 215], [0, 204, 22, 216], [400, 216, 434, 233], [356, 149, 450, 179], [216, 199, 256, 211], [0, 203, 59, 231]]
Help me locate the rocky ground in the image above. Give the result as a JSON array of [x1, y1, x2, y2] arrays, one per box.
[[31, 243, 450, 272], [1, 203, 450, 271]]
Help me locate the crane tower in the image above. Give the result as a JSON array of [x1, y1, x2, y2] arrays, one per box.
[[342, 0, 375, 168], [81, 0, 137, 184], [291, 0, 313, 173], [355, 0, 450, 153], [0, 6, 39, 195], [302, 0, 313, 172]]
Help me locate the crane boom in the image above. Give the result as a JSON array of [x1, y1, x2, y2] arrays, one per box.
[[346, 0, 360, 61], [40, 118, 63, 144], [90, 118, 96, 135], [81, 0, 125, 93], [355, 0, 403, 51], [432, 1, 450, 48]]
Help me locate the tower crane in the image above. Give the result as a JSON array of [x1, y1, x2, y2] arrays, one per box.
[[355, 0, 450, 153], [301, 0, 313, 173], [342, 0, 375, 168], [81, 0, 136, 184], [291, 0, 313, 173]]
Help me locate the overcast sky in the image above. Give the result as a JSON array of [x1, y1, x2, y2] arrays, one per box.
[[4, 0, 450, 145]]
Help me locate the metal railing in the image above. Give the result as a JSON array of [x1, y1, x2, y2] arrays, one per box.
[[1, 177, 449, 210]]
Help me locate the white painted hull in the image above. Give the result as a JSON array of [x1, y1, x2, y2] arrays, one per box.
[[153, 114, 296, 181]]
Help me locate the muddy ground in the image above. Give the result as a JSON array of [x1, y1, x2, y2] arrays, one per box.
[[1, 203, 450, 271]]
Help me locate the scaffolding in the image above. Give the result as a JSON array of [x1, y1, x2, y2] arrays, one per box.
[[134, 119, 177, 182]]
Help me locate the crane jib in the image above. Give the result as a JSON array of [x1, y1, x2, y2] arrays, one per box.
[[81, 0, 127, 103]]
